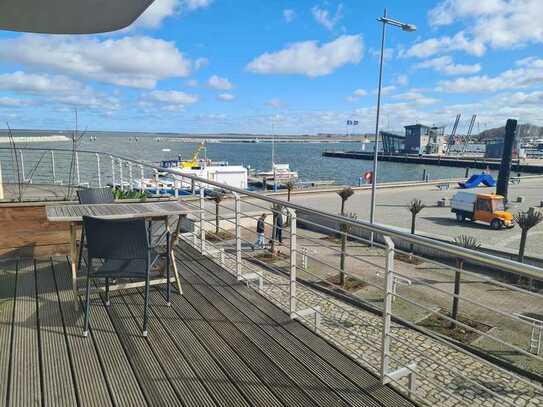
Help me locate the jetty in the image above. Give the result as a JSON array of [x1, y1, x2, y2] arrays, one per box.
[[322, 150, 543, 174]]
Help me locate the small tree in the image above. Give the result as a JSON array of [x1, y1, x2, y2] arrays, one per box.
[[514, 208, 543, 263], [451, 235, 481, 323], [338, 187, 354, 215], [407, 198, 426, 235], [337, 187, 354, 287], [286, 180, 295, 202], [212, 191, 225, 234]]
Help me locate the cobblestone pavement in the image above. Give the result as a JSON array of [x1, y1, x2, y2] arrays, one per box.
[[186, 236, 543, 407]]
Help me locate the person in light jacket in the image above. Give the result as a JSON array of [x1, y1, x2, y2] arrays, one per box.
[[253, 214, 267, 249]]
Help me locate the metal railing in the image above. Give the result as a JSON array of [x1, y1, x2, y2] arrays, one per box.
[[1, 146, 543, 406]]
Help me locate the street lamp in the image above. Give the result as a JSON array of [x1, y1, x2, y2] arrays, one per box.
[[369, 9, 416, 237]]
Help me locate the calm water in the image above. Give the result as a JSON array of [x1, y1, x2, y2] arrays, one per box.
[[3, 133, 499, 185]]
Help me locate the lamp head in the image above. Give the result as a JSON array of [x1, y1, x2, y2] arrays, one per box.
[[401, 23, 417, 32]]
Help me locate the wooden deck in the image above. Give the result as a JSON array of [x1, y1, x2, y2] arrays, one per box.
[[0, 242, 415, 407]]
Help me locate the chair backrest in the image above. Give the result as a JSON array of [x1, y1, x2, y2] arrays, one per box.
[[83, 216, 148, 260], [77, 188, 115, 204]]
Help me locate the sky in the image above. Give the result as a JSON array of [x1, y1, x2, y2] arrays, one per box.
[[0, 0, 542, 135]]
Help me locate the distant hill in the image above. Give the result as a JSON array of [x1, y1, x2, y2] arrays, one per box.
[[477, 124, 543, 141]]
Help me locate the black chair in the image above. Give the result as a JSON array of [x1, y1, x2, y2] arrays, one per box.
[[82, 216, 170, 337], [77, 187, 115, 204]]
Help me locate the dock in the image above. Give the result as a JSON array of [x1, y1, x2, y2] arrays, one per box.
[[322, 151, 543, 174]]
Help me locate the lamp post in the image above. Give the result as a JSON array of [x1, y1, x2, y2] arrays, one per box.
[[369, 9, 416, 240]]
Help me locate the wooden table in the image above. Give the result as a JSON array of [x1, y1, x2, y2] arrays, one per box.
[[46, 201, 199, 308]]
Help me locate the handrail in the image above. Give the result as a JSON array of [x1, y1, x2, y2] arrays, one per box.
[[1, 146, 542, 279]]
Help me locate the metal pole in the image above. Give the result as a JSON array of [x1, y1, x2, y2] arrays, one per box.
[[381, 235, 394, 380], [289, 208, 297, 318], [370, 8, 387, 243], [111, 155, 115, 187], [234, 192, 242, 279], [51, 151, 56, 184], [118, 159, 123, 191], [75, 152, 80, 186], [128, 163, 133, 191], [139, 165, 144, 192], [199, 185, 205, 253], [96, 153, 101, 188], [19, 150, 26, 182]]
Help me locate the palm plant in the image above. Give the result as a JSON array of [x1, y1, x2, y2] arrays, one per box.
[[451, 235, 481, 323], [286, 180, 295, 202], [514, 208, 543, 263], [337, 187, 354, 215], [407, 198, 426, 235], [212, 191, 225, 234], [337, 187, 354, 287]]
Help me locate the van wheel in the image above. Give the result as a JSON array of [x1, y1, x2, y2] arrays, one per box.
[[456, 213, 465, 222], [490, 219, 503, 230]]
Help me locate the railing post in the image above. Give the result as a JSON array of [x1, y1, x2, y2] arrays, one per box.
[[111, 155, 115, 187], [288, 208, 297, 318], [75, 152, 80, 186], [139, 165, 144, 192], [233, 192, 242, 279], [118, 159, 123, 190], [199, 185, 205, 253], [51, 151, 56, 184], [19, 150, 26, 182], [128, 163, 133, 191], [381, 235, 417, 398], [381, 235, 395, 379], [96, 153, 101, 188]]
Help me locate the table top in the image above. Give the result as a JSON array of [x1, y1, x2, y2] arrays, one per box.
[[46, 201, 198, 222]]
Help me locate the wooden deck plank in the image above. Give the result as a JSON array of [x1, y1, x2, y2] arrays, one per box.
[[102, 291, 182, 407], [121, 291, 218, 407], [176, 251, 387, 407], [51, 259, 113, 407], [173, 253, 367, 407], [142, 288, 252, 406], [160, 288, 286, 407], [0, 260, 16, 405], [74, 269, 148, 407], [35, 259, 79, 406], [177, 243, 415, 407], [8, 259, 41, 407]]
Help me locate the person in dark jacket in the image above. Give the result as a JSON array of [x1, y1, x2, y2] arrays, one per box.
[[253, 214, 267, 249], [274, 210, 284, 244]]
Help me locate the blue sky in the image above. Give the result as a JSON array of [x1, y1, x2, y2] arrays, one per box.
[[0, 0, 542, 134]]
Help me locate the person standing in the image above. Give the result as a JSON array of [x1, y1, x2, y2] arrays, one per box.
[[253, 214, 267, 249], [275, 209, 284, 244]]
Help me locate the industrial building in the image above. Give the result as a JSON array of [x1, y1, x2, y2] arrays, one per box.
[[381, 124, 446, 155]]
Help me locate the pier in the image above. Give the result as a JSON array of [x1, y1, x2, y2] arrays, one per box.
[[322, 151, 543, 174]]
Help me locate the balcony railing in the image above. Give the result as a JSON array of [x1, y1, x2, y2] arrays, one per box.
[[1, 146, 542, 406]]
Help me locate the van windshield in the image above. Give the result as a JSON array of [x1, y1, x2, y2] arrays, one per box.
[[494, 200, 505, 211]]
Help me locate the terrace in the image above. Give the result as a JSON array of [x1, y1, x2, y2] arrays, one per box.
[[0, 147, 542, 407]]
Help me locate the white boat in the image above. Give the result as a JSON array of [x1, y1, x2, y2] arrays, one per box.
[[257, 163, 298, 182]]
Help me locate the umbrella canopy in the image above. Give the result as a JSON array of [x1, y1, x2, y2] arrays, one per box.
[[0, 0, 154, 34]]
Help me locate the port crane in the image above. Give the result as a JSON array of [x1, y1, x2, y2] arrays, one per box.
[[460, 114, 477, 155], [445, 113, 461, 155]]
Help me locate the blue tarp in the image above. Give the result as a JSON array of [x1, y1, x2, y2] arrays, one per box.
[[458, 173, 496, 189]]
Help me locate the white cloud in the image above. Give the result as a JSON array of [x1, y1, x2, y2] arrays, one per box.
[[146, 90, 198, 105], [407, 0, 543, 58], [184, 0, 213, 10], [395, 74, 409, 86], [0, 97, 30, 107], [346, 88, 367, 101], [247, 35, 363, 77], [134, 0, 179, 28], [392, 91, 440, 106], [0, 35, 193, 89], [186, 79, 198, 87], [373, 85, 396, 96], [437, 57, 543, 92], [194, 58, 209, 70], [207, 75, 233, 91], [311, 4, 343, 31], [266, 98, 283, 108], [0, 71, 84, 94], [415, 56, 481, 75], [217, 93, 235, 101], [283, 9, 296, 23], [369, 47, 394, 61]]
